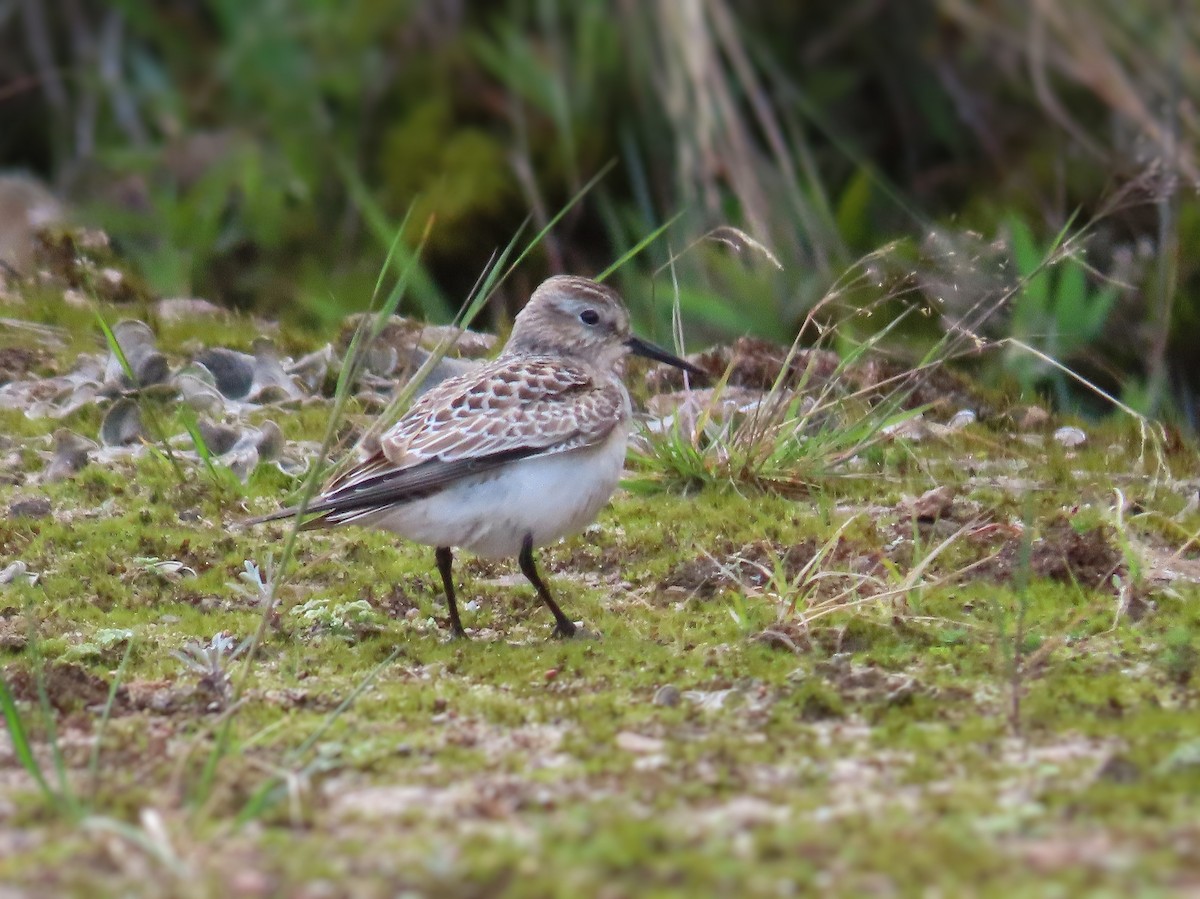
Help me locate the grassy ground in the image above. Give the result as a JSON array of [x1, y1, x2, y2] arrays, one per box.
[[2, 302, 1200, 897]]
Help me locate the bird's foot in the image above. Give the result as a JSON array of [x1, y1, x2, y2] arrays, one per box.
[[553, 620, 599, 640]]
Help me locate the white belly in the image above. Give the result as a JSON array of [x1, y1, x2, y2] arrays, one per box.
[[356, 427, 629, 558]]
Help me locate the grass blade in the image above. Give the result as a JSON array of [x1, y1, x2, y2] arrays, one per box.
[[0, 676, 55, 802]]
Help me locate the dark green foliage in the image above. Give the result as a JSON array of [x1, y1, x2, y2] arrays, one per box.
[[0, 1, 1197, 408]]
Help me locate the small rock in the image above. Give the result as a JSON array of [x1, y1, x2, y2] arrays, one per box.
[[644, 386, 774, 438], [364, 343, 399, 376], [615, 731, 666, 754], [9, 496, 51, 519], [247, 338, 303, 402], [254, 420, 285, 460], [946, 409, 977, 430], [0, 620, 28, 649], [905, 485, 956, 523], [106, 320, 168, 388], [195, 348, 255, 399], [1054, 426, 1087, 448], [1094, 753, 1140, 784], [44, 428, 95, 481], [138, 558, 196, 580], [1019, 405, 1050, 431], [0, 560, 38, 584], [338, 313, 498, 360], [195, 418, 240, 455], [153, 297, 224, 321], [62, 288, 92, 309], [288, 345, 332, 392], [176, 362, 226, 413], [882, 414, 929, 442], [222, 432, 262, 482], [99, 397, 145, 446], [0, 346, 49, 384], [653, 684, 682, 707]]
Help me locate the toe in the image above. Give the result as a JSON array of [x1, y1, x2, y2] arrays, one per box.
[[553, 620, 599, 639]]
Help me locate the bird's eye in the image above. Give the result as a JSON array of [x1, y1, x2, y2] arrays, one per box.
[[579, 309, 600, 326]]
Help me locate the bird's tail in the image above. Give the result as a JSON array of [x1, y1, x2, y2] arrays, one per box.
[[239, 504, 331, 530]]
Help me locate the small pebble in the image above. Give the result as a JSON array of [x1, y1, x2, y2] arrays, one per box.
[[44, 428, 94, 481], [1054, 426, 1087, 448], [153, 297, 224, 321], [615, 731, 666, 754], [946, 409, 976, 430], [907, 485, 956, 523], [653, 684, 682, 707], [9, 496, 51, 519], [1094, 754, 1141, 784], [0, 560, 38, 585], [1019, 405, 1050, 430]]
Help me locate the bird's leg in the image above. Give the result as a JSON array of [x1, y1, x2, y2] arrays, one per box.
[[435, 546, 468, 639], [518, 534, 577, 638]]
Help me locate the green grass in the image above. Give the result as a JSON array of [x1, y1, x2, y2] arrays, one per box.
[[2, 294, 1199, 894]]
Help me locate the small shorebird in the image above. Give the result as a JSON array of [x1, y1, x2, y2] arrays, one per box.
[[250, 276, 701, 638]]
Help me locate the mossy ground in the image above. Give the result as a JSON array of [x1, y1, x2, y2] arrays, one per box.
[[2, 306, 1200, 898]]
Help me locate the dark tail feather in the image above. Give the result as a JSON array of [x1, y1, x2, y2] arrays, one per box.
[[240, 505, 332, 530]]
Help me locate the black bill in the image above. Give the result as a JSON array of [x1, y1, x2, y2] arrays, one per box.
[[625, 335, 705, 377]]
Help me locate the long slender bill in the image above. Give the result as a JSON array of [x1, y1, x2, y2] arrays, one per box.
[[625, 335, 705, 377]]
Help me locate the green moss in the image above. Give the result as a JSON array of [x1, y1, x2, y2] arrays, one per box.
[[2, 313, 1199, 897], [377, 99, 517, 261]]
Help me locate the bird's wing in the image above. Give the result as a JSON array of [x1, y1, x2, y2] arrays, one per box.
[[379, 355, 619, 466], [251, 356, 626, 526]]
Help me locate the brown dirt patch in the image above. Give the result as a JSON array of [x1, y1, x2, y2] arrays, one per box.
[[0, 346, 51, 385], [368, 584, 418, 619], [663, 538, 884, 600], [646, 337, 988, 415], [3, 662, 114, 712], [663, 539, 818, 598], [977, 517, 1124, 592], [815, 654, 922, 705], [845, 355, 986, 414], [646, 339, 841, 393]]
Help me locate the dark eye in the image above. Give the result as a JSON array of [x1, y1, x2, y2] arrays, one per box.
[[579, 309, 600, 326]]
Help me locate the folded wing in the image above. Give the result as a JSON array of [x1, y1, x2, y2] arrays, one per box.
[[249, 356, 625, 527]]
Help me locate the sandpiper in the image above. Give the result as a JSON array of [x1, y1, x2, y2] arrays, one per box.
[[250, 275, 701, 638]]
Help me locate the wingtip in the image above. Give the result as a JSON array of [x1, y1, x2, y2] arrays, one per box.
[[239, 504, 337, 532], [239, 507, 297, 528]]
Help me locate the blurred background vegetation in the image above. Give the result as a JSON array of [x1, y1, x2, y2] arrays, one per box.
[[1, 0, 1197, 425]]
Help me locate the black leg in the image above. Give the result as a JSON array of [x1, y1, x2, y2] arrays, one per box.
[[518, 534, 576, 638], [435, 546, 468, 639]]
